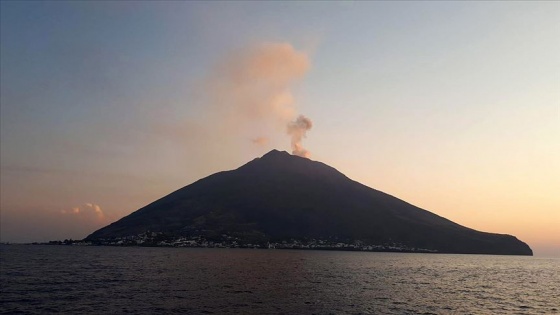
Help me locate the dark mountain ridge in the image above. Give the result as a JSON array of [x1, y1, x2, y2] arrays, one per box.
[[87, 150, 532, 255]]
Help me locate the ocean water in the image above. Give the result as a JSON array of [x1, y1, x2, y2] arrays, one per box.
[[0, 245, 558, 314]]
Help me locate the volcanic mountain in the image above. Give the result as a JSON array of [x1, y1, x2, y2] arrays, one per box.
[[87, 150, 532, 255]]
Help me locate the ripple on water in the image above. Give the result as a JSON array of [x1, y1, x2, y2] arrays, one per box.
[[0, 246, 558, 315]]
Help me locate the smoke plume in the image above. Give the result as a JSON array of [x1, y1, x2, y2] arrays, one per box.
[[200, 42, 314, 157], [288, 115, 313, 158]]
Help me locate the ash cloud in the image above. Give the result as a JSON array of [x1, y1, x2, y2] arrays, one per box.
[[287, 115, 313, 158], [197, 42, 314, 157]]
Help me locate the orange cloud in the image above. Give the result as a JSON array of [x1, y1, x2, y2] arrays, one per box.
[[61, 203, 105, 220]]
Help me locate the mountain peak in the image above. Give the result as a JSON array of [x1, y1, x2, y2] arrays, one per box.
[[239, 149, 305, 173], [261, 149, 291, 159]]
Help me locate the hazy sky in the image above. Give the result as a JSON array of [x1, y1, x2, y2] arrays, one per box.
[[1, 1, 558, 256]]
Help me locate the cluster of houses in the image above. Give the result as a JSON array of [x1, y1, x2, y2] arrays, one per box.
[[48, 231, 437, 253]]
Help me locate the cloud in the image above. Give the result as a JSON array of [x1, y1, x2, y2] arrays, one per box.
[[60, 203, 105, 220]]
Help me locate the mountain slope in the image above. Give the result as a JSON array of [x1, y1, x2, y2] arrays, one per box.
[[86, 150, 532, 255]]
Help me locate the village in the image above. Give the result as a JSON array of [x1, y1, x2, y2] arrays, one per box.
[[44, 231, 438, 253]]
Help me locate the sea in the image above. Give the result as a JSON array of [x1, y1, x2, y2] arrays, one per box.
[[0, 245, 558, 314]]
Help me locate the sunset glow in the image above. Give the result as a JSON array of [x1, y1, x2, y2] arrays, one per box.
[[1, 1, 558, 256]]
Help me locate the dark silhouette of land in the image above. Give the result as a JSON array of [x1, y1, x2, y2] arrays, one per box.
[[87, 150, 532, 255]]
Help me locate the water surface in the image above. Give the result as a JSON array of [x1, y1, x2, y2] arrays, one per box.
[[1, 245, 558, 314]]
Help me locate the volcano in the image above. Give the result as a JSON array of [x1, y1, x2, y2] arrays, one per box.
[[87, 150, 532, 255]]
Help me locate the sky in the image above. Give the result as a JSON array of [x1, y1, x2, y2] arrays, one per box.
[[1, 1, 558, 256]]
